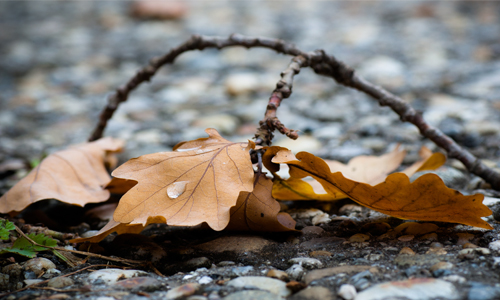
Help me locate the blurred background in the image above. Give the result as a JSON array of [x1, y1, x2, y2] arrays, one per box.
[[1, 1, 500, 193]]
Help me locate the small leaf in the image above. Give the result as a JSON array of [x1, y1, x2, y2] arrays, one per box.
[[273, 151, 492, 229], [112, 128, 255, 231], [70, 219, 152, 244], [226, 173, 296, 232], [0, 233, 58, 258], [0, 137, 125, 213], [0, 219, 15, 240]]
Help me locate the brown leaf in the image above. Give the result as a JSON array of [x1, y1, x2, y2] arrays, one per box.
[[273, 151, 492, 229], [401, 146, 446, 177], [112, 128, 255, 231], [225, 173, 296, 232], [270, 145, 446, 202], [0, 137, 124, 213], [326, 144, 406, 185], [70, 216, 165, 244]]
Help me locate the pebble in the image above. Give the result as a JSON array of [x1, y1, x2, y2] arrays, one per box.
[[23, 258, 57, 277], [227, 276, 291, 298], [286, 264, 305, 282], [355, 278, 460, 300], [304, 266, 374, 285], [47, 276, 74, 288], [311, 212, 331, 225], [165, 283, 200, 300], [349, 233, 370, 243], [289, 286, 335, 300], [459, 248, 491, 256], [87, 269, 148, 285], [288, 257, 323, 269], [266, 269, 289, 281], [222, 290, 279, 300], [309, 250, 332, 258], [399, 247, 416, 255], [488, 240, 500, 252], [113, 277, 162, 292], [467, 282, 500, 300], [338, 284, 357, 300], [198, 276, 213, 285], [398, 235, 415, 242], [421, 233, 438, 241], [442, 275, 467, 284], [224, 73, 261, 96], [230, 266, 254, 277], [301, 226, 325, 235], [182, 257, 212, 271]]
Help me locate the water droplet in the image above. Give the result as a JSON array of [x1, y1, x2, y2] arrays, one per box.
[[167, 181, 188, 199]]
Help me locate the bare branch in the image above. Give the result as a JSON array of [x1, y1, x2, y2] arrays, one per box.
[[89, 34, 500, 190]]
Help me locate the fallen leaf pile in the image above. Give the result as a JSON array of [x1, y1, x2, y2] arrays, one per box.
[[0, 128, 492, 246]]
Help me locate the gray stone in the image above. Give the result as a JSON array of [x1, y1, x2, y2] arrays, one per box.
[[230, 266, 254, 277], [289, 286, 335, 300], [355, 278, 460, 300], [286, 264, 305, 282], [23, 258, 57, 277], [410, 167, 468, 190], [182, 257, 212, 271], [87, 269, 148, 285], [47, 276, 74, 288], [288, 257, 323, 269], [223, 290, 280, 300], [164, 283, 201, 300], [113, 277, 162, 292], [227, 276, 291, 298], [338, 284, 357, 300], [468, 283, 500, 300]]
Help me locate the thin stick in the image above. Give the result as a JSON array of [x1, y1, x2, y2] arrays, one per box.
[[88, 34, 500, 190], [12, 223, 145, 266]]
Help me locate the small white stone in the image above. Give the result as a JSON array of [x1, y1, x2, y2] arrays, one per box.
[[442, 275, 467, 284], [198, 276, 213, 284], [87, 269, 148, 285], [286, 264, 305, 281], [338, 284, 357, 300], [489, 240, 500, 252], [183, 274, 195, 280], [288, 257, 323, 269], [312, 212, 330, 225]]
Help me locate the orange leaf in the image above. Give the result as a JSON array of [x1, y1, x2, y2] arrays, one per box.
[[70, 216, 166, 244], [0, 137, 124, 213], [226, 173, 296, 232], [112, 128, 255, 231], [401, 146, 446, 177], [326, 144, 406, 185], [271, 145, 446, 202], [273, 151, 492, 229]]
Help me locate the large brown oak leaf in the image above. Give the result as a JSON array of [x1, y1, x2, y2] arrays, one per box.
[[272, 151, 492, 229], [0, 137, 124, 213], [112, 128, 255, 231]]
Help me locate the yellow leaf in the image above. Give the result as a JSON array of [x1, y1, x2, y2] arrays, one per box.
[[0, 137, 124, 213], [273, 151, 492, 229], [226, 173, 296, 232], [112, 128, 255, 231]]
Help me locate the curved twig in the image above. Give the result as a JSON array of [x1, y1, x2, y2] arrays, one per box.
[[88, 34, 500, 190]]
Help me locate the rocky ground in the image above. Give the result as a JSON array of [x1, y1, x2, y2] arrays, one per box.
[[2, 1, 500, 300]]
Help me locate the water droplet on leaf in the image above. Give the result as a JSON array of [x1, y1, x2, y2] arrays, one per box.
[[167, 181, 188, 199]]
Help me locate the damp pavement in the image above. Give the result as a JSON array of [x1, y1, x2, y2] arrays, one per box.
[[1, 1, 500, 299]]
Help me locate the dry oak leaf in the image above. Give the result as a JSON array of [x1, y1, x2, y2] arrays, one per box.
[[70, 216, 166, 244], [112, 128, 255, 231], [225, 173, 296, 232], [270, 146, 446, 202], [0, 137, 124, 213], [272, 151, 492, 229]]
